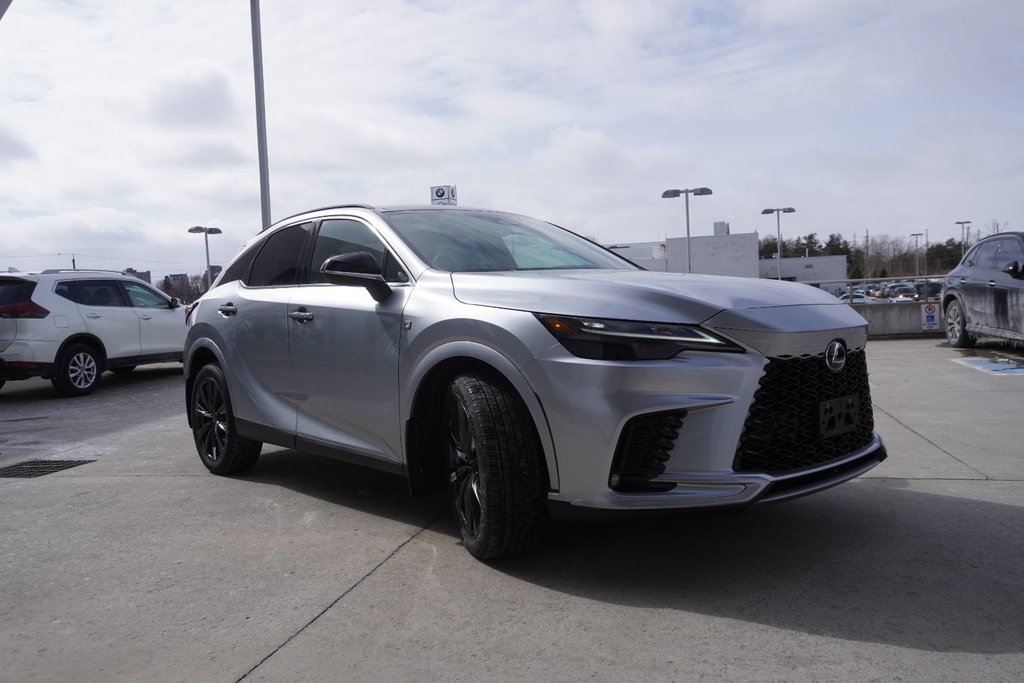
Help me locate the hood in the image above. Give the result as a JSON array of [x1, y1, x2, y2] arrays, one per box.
[[450, 269, 852, 324]]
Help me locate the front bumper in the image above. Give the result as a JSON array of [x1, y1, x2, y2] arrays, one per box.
[[525, 321, 882, 511], [553, 434, 886, 509]]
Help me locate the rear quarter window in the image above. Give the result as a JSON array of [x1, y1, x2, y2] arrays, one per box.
[[0, 279, 37, 305]]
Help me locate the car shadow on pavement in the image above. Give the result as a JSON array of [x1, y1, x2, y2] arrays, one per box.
[[490, 480, 1024, 655], [236, 448, 448, 528]]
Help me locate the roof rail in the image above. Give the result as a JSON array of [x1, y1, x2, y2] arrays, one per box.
[[39, 268, 128, 275], [261, 204, 378, 231]]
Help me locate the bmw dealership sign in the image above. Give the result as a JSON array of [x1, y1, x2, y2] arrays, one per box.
[[430, 185, 457, 205]]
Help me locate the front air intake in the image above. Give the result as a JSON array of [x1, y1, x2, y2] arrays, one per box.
[[609, 409, 686, 492]]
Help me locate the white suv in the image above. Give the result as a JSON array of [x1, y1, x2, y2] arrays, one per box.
[[0, 269, 185, 396]]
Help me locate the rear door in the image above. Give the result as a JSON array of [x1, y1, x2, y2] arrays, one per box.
[[960, 241, 999, 327], [119, 280, 185, 356], [74, 279, 141, 360], [221, 222, 312, 435]]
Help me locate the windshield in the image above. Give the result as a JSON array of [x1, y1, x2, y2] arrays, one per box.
[[382, 209, 639, 273]]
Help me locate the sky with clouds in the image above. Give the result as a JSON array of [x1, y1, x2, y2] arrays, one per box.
[[1, 0, 1021, 279]]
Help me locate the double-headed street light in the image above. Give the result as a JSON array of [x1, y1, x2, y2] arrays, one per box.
[[955, 220, 971, 256], [661, 186, 712, 273], [761, 207, 796, 280], [188, 225, 223, 290]]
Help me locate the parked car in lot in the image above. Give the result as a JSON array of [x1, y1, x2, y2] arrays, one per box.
[[942, 232, 1024, 347], [0, 269, 185, 396], [184, 205, 888, 559], [837, 293, 877, 305]]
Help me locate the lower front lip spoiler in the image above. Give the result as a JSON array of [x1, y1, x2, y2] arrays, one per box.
[[556, 434, 887, 510]]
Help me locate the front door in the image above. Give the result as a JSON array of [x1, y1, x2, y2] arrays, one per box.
[[289, 217, 411, 464]]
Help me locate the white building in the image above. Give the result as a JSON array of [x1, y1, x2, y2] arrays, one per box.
[[608, 233, 759, 277], [758, 255, 848, 295]]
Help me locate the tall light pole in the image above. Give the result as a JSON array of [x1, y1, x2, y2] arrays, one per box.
[[661, 186, 712, 274], [188, 226, 223, 291], [761, 207, 796, 280], [910, 232, 923, 277], [251, 0, 272, 230], [955, 220, 971, 256]]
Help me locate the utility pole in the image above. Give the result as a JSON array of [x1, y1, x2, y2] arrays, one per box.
[[865, 229, 870, 276], [924, 229, 929, 280]]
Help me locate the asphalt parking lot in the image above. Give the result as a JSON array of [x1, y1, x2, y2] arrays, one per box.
[[1, 339, 1022, 682]]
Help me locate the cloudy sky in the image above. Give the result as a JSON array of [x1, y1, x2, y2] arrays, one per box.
[[1, 0, 1021, 279]]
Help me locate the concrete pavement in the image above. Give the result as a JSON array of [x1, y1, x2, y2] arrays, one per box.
[[0, 340, 1022, 682]]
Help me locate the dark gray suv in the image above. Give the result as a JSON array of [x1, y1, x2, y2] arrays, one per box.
[[942, 232, 1024, 347]]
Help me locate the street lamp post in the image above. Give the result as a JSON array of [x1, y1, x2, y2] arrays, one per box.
[[188, 226, 223, 291], [910, 232, 923, 277], [955, 220, 971, 256], [661, 186, 712, 273], [761, 207, 796, 280]]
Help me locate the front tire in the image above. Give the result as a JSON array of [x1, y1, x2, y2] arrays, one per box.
[[190, 363, 261, 475], [945, 299, 975, 348], [445, 374, 549, 560], [52, 343, 103, 397]]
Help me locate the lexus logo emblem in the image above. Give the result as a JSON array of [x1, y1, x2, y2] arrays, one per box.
[[825, 340, 847, 373]]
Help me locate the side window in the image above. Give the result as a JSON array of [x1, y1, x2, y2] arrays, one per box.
[[77, 280, 127, 307], [218, 243, 261, 287], [968, 241, 999, 270], [55, 281, 79, 303], [121, 281, 170, 308], [308, 219, 408, 284], [246, 224, 310, 287], [994, 239, 1024, 271]]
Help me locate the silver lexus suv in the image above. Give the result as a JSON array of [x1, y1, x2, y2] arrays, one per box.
[[184, 205, 887, 559]]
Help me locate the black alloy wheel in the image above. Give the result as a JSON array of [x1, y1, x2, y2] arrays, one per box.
[[191, 363, 261, 475]]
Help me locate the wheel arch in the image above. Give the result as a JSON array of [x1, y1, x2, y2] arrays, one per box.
[[403, 342, 559, 495], [55, 334, 107, 372]]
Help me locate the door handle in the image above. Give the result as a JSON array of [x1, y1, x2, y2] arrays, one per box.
[[218, 304, 238, 316], [987, 280, 997, 287], [85, 313, 100, 319], [140, 314, 152, 320], [288, 308, 314, 323], [959, 278, 967, 284]]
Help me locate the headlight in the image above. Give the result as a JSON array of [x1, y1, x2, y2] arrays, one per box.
[[535, 314, 744, 360]]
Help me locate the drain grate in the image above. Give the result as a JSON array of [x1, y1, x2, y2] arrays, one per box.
[[0, 459, 96, 478]]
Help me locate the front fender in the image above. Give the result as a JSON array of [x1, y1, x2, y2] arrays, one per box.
[[402, 340, 560, 490]]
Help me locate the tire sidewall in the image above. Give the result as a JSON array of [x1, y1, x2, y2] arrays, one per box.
[[945, 299, 974, 348], [447, 379, 492, 556]]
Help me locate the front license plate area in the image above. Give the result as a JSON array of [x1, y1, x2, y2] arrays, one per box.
[[819, 394, 860, 438]]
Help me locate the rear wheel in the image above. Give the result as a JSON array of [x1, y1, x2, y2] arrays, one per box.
[[445, 374, 549, 560], [190, 363, 261, 475], [945, 299, 975, 348], [52, 343, 103, 397]]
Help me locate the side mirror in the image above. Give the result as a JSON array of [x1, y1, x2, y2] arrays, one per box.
[[1003, 261, 1022, 279], [169, 297, 181, 309], [321, 252, 392, 302]]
